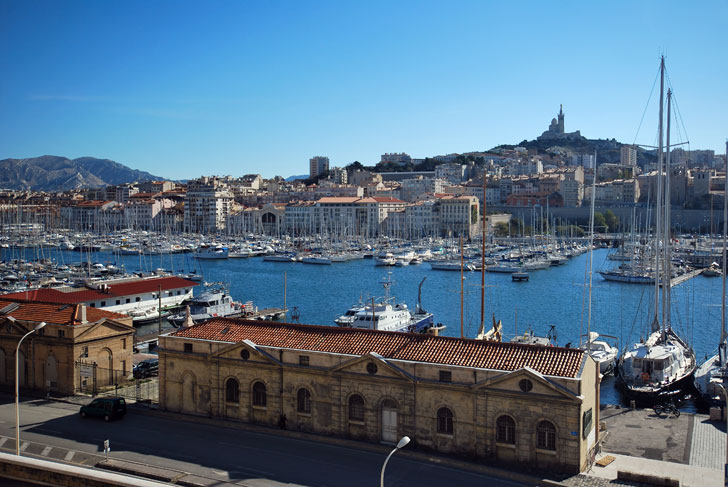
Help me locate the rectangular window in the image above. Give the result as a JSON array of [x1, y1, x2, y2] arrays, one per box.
[[90, 303, 96, 307], [100, 301, 106, 307], [58, 330, 65, 338], [126, 298, 130, 304], [122, 338, 126, 350], [121, 360, 127, 375], [135, 297, 141, 302], [83, 346, 88, 357], [299, 355, 309, 366], [184, 343, 193, 353], [439, 370, 452, 383], [116, 300, 121, 305]]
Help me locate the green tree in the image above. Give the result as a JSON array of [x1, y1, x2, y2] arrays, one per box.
[[593, 212, 607, 233], [494, 222, 509, 237], [604, 210, 619, 232]]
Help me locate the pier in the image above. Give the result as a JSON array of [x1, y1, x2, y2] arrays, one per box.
[[663, 268, 703, 288]]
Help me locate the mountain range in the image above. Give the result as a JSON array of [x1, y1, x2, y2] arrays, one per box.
[[0, 156, 163, 191]]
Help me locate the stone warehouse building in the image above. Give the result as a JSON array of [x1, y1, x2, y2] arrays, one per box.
[[0, 300, 134, 395], [159, 319, 599, 472]]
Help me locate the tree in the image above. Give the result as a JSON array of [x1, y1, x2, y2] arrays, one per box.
[[604, 210, 619, 232], [593, 212, 607, 233], [494, 222, 509, 237]]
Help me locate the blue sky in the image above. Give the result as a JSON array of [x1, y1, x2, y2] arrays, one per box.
[[1, 1, 726, 180]]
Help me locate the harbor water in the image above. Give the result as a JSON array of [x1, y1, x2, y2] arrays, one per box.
[[2, 246, 723, 409]]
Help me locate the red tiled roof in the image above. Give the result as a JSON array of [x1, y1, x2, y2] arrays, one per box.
[[3, 276, 198, 304], [171, 319, 585, 378], [0, 300, 127, 325]]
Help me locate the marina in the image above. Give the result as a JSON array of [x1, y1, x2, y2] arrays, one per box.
[[1, 240, 723, 409]]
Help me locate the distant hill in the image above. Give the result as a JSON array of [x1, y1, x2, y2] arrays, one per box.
[[0, 156, 164, 191], [492, 137, 657, 166], [285, 174, 309, 182]]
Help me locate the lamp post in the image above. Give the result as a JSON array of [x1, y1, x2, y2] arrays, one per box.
[[380, 436, 410, 487], [717, 383, 728, 487], [16, 321, 46, 455]]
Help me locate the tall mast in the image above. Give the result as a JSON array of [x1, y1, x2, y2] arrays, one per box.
[[722, 139, 728, 344], [587, 150, 598, 353], [663, 88, 673, 330], [460, 235, 464, 339], [652, 55, 665, 333], [480, 172, 487, 332]]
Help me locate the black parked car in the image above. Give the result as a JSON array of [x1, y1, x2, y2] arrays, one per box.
[[133, 358, 159, 379], [80, 397, 126, 421]]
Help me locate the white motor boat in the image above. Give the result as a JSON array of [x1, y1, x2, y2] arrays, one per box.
[[580, 332, 619, 374]]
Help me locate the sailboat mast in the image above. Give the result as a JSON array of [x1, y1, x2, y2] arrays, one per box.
[[587, 150, 598, 353], [460, 235, 465, 339], [480, 172, 487, 331], [652, 55, 665, 331], [722, 139, 728, 342], [663, 89, 673, 329]]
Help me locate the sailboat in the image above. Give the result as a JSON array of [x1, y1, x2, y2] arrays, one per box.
[[579, 154, 620, 374], [616, 56, 696, 401], [693, 139, 728, 404]]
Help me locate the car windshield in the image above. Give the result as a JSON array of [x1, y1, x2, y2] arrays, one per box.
[[118, 398, 125, 406]]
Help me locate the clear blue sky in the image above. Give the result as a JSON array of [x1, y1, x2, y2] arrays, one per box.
[[1, 0, 726, 180]]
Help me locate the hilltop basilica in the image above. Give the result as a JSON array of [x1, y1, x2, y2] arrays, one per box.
[[538, 105, 583, 141]]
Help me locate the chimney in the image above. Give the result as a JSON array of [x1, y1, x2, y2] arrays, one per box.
[[79, 305, 87, 324]]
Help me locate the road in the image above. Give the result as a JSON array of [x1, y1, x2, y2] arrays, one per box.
[[0, 395, 529, 487]]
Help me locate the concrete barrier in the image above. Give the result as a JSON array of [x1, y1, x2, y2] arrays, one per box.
[[0, 451, 169, 487]]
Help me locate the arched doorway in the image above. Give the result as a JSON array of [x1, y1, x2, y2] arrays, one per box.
[[98, 348, 113, 385], [381, 399, 398, 443], [45, 355, 58, 390], [17, 350, 26, 387], [261, 213, 277, 235], [181, 373, 196, 414], [0, 348, 6, 384]]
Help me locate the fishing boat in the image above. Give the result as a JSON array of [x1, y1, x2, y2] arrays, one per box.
[[616, 57, 696, 401]]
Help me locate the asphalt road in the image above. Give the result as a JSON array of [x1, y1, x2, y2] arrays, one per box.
[[0, 395, 529, 487]]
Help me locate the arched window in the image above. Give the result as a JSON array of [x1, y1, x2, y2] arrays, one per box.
[[225, 378, 239, 403], [496, 415, 516, 444], [252, 381, 267, 407], [436, 407, 453, 435], [297, 388, 311, 413], [537, 420, 557, 451], [348, 394, 365, 421]]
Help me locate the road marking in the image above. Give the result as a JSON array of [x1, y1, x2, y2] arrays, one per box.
[[0, 438, 7, 447], [41, 446, 52, 456], [64, 451, 75, 462], [20, 442, 29, 452]]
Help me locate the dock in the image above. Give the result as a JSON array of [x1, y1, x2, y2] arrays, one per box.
[[248, 307, 288, 320], [663, 268, 702, 288]]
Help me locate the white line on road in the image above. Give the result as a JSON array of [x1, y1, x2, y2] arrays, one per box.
[[41, 446, 52, 456], [64, 451, 75, 462], [20, 442, 29, 452]]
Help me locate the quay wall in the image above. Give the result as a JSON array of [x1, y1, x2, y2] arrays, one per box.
[[490, 206, 716, 232]]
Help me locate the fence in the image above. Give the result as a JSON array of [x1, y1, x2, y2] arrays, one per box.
[[74, 361, 158, 404]]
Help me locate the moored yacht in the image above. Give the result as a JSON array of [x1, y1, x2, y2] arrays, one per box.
[[167, 289, 250, 327]]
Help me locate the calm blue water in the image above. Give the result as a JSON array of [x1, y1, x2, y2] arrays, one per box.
[[3, 246, 723, 408]]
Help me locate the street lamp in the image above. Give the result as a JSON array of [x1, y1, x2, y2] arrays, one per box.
[[16, 321, 46, 455], [380, 436, 410, 487]]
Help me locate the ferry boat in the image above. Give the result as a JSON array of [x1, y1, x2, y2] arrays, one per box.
[[167, 289, 249, 327]]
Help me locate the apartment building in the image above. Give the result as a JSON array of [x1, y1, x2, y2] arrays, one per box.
[[184, 177, 234, 233]]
